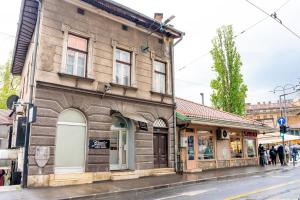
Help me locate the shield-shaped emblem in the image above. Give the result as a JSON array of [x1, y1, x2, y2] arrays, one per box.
[[35, 146, 50, 168]]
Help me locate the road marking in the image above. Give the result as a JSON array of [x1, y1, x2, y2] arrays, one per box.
[[154, 188, 215, 200], [224, 180, 300, 200]]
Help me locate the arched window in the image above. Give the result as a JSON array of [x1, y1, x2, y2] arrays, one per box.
[[111, 116, 128, 129], [55, 109, 87, 173], [153, 118, 167, 128]]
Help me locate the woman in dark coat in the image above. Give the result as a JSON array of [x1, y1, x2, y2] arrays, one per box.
[[269, 146, 277, 165]]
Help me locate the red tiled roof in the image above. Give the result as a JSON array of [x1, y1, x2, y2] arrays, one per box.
[[176, 97, 262, 125], [0, 109, 12, 125]]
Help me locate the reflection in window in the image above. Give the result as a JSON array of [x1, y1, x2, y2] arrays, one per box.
[[244, 139, 256, 157], [230, 138, 242, 158], [198, 133, 214, 160]]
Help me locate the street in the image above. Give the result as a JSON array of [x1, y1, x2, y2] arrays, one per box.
[[101, 166, 300, 200]]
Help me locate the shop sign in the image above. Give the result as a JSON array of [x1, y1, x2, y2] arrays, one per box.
[[138, 121, 148, 131], [243, 132, 257, 137], [89, 139, 110, 149]]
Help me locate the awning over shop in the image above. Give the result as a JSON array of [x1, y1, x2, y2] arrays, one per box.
[[110, 109, 148, 123], [258, 132, 300, 144]]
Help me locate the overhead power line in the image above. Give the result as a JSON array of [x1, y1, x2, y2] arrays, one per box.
[[245, 0, 300, 40], [0, 32, 15, 38], [176, 0, 293, 72]]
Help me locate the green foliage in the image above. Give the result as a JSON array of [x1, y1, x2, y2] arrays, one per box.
[[0, 58, 20, 109], [210, 25, 248, 115]]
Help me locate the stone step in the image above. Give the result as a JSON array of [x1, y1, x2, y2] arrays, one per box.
[[152, 172, 176, 177], [151, 168, 175, 173], [111, 174, 139, 181]]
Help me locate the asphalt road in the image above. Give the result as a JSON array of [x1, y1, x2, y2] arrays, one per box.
[[101, 165, 300, 200]]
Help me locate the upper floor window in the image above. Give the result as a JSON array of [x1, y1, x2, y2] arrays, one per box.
[[115, 48, 131, 86], [153, 60, 166, 94], [66, 34, 88, 77]]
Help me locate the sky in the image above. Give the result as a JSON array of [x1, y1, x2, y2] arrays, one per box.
[[0, 0, 299, 106]]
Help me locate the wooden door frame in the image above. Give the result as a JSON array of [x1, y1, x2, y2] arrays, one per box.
[[153, 127, 168, 168]]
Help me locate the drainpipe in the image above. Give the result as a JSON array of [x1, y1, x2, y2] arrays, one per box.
[[22, 0, 42, 188], [170, 34, 184, 172]]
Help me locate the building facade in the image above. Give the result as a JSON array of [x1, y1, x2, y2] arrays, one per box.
[[176, 98, 271, 172], [246, 100, 300, 135], [12, 0, 183, 187]]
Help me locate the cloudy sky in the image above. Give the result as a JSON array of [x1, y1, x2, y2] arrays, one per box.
[[0, 0, 299, 105]]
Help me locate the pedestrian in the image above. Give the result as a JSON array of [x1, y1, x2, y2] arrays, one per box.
[[0, 169, 5, 186], [269, 146, 277, 165], [258, 144, 265, 166], [292, 146, 299, 166], [277, 145, 285, 166]]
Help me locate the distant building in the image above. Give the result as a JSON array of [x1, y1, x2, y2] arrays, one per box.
[[246, 100, 300, 136]]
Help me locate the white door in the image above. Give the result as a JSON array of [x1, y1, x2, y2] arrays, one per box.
[[110, 130, 128, 170]]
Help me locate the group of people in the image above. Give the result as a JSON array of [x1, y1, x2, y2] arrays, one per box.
[[258, 144, 299, 166]]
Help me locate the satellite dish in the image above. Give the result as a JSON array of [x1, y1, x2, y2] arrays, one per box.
[[6, 95, 19, 110]]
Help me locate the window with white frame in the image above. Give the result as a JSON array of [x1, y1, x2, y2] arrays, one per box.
[[66, 34, 88, 77], [153, 60, 166, 94], [115, 48, 131, 86]]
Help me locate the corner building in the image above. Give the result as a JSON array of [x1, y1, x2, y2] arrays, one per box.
[[12, 0, 183, 187]]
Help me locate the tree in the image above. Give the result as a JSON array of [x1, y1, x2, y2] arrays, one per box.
[[0, 58, 20, 109], [210, 25, 248, 115]]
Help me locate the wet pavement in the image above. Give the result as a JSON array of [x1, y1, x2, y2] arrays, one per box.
[[0, 165, 291, 200], [101, 165, 300, 200]]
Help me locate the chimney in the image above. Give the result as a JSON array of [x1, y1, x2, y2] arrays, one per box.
[[154, 13, 163, 22], [269, 101, 271, 104], [200, 93, 204, 105], [263, 102, 266, 104], [257, 102, 260, 105]]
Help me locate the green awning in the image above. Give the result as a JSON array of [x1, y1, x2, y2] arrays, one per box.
[[176, 112, 190, 121]]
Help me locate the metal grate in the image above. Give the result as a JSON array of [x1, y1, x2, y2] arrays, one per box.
[[153, 119, 167, 128]]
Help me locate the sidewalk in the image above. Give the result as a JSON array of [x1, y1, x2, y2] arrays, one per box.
[[0, 165, 293, 200]]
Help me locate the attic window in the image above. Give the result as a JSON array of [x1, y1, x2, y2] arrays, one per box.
[[122, 24, 128, 31], [77, 8, 85, 15]]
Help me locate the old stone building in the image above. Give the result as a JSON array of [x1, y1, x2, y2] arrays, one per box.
[[12, 0, 183, 186], [246, 100, 300, 135]]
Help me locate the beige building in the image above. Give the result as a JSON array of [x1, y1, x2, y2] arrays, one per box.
[[12, 0, 183, 187], [246, 100, 300, 135]]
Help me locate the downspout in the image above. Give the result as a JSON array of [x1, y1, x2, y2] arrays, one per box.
[[171, 34, 184, 172], [22, 0, 42, 188]]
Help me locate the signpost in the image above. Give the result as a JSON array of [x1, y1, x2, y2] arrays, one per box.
[[278, 117, 287, 165]]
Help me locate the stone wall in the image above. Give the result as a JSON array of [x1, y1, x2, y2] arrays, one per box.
[[35, 0, 173, 104], [28, 85, 174, 175]]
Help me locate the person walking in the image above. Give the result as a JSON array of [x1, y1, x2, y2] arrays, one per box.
[[292, 146, 299, 166], [258, 144, 265, 166], [277, 145, 285, 166], [269, 146, 277, 165]]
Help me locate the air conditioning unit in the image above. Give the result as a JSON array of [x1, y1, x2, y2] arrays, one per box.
[[217, 129, 230, 140]]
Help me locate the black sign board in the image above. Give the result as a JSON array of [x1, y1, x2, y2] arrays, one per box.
[[89, 139, 110, 149], [138, 121, 148, 131]]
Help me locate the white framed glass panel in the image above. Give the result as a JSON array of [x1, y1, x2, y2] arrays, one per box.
[[115, 48, 131, 86], [153, 61, 166, 94], [68, 34, 88, 52], [230, 137, 243, 158], [116, 49, 130, 63], [244, 139, 256, 157]]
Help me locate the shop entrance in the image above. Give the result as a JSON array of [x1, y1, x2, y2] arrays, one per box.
[[110, 116, 129, 170], [153, 119, 168, 168]]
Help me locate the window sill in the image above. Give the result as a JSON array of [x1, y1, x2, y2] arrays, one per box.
[[150, 90, 172, 98], [110, 82, 138, 91], [58, 72, 95, 82]]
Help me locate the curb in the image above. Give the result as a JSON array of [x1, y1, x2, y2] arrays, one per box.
[[60, 167, 294, 200]]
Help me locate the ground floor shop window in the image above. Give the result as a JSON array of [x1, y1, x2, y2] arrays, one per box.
[[244, 139, 256, 157], [198, 131, 214, 160], [230, 137, 243, 158], [188, 136, 194, 160]]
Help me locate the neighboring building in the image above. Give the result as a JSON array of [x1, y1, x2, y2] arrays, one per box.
[[176, 98, 272, 172], [246, 100, 300, 135], [12, 0, 183, 187]]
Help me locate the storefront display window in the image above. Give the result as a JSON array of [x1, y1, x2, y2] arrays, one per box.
[[198, 135, 214, 160], [230, 138, 243, 158], [188, 136, 194, 160], [245, 139, 256, 157]]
